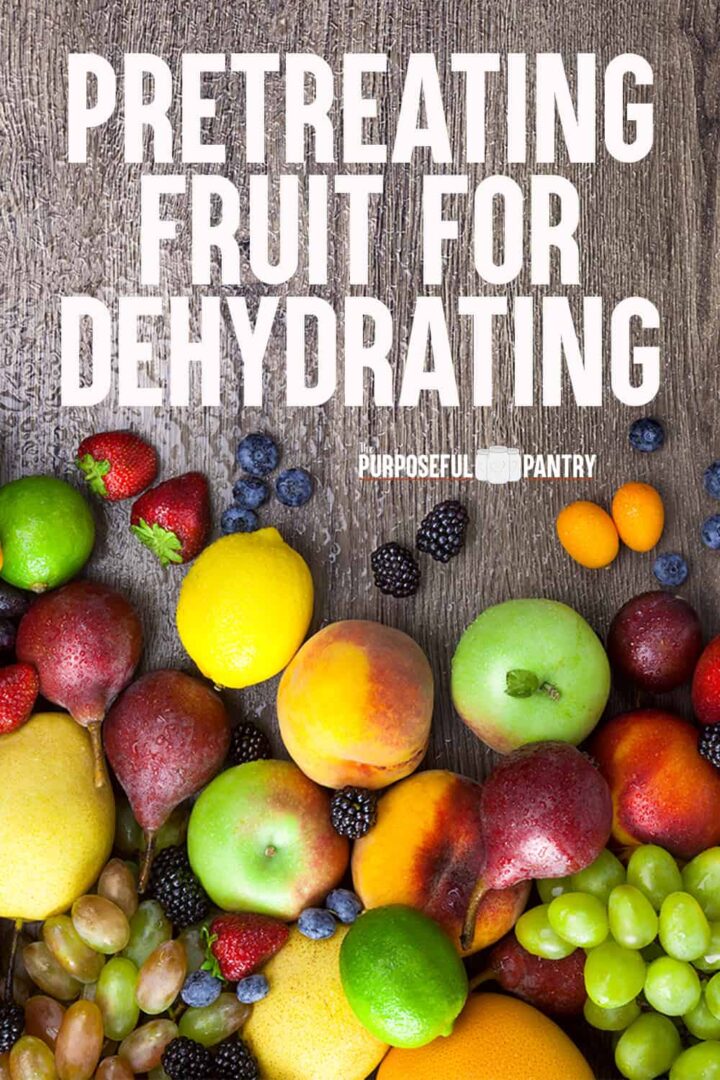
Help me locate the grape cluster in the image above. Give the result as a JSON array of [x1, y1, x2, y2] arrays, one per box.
[[4, 838, 254, 1077], [518, 844, 720, 1079]]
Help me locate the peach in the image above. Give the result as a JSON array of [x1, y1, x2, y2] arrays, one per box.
[[592, 709, 720, 859], [277, 620, 433, 790], [352, 770, 530, 955]]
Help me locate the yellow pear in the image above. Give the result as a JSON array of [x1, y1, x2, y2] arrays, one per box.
[[0, 713, 115, 920]]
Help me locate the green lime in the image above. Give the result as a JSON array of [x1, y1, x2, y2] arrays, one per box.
[[0, 476, 95, 592], [339, 904, 468, 1048]]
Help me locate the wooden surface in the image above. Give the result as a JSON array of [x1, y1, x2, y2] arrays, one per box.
[[2, 1, 720, 1076]]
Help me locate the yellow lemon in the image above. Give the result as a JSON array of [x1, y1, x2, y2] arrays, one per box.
[[176, 528, 313, 689], [243, 925, 387, 1080], [0, 713, 115, 920]]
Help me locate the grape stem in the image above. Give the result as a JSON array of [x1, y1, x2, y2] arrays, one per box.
[[4, 919, 21, 1004], [138, 831, 157, 893]]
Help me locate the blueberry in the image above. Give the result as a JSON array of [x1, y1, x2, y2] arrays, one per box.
[[705, 461, 720, 499], [221, 507, 259, 534], [325, 889, 363, 925], [702, 515, 720, 550], [233, 477, 269, 510], [236, 974, 269, 1004], [275, 468, 314, 508], [653, 552, 689, 587], [629, 417, 665, 453], [236, 433, 279, 477], [298, 908, 336, 940], [181, 970, 222, 1008]]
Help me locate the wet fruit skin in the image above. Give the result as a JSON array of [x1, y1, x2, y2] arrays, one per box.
[[278, 620, 433, 790], [485, 933, 587, 1015], [607, 591, 703, 693], [351, 770, 529, 956], [592, 710, 720, 859], [692, 635, 720, 725]]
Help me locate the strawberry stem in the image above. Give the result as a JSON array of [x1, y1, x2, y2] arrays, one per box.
[[76, 454, 110, 498], [130, 519, 184, 566]]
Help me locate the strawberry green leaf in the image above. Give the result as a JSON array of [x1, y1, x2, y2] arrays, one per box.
[[76, 453, 110, 498], [130, 519, 184, 566], [200, 926, 222, 978]]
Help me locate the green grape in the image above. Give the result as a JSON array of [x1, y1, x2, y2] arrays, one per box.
[[583, 997, 640, 1032], [135, 940, 187, 1015], [96, 1058, 136, 1080], [684, 990, 720, 1039], [24, 995, 65, 1050], [659, 892, 711, 961], [608, 884, 658, 949], [54, 1000, 104, 1080], [96, 957, 140, 1041], [72, 894, 131, 954], [683, 848, 720, 920], [615, 1012, 681, 1080], [514, 905, 576, 960], [121, 900, 172, 968], [570, 848, 626, 902], [178, 993, 251, 1047], [22, 941, 81, 1001], [547, 892, 608, 948], [97, 859, 139, 920], [584, 941, 646, 1009], [644, 956, 701, 1016], [706, 971, 720, 1018], [627, 845, 682, 911], [537, 877, 571, 903], [114, 798, 143, 855], [43, 915, 105, 984], [143, 806, 189, 853], [148, 1069, 171, 1080], [118, 1019, 178, 1072], [178, 924, 206, 973], [669, 1041, 720, 1079], [697, 923, 720, 974], [8, 1036, 57, 1080]]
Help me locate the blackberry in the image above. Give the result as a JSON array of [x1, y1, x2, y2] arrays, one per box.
[[0, 1003, 23, 1053], [214, 1037, 260, 1079], [371, 542, 420, 598], [162, 1036, 215, 1079], [330, 786, 378, 839], [229, 722, 272, 766], [148, 845, 210, 929], [416, 499, 468, 562], [699, 725, 720, 769]]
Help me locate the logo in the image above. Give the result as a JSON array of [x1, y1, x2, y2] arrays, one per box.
[[357, 447, 597, 483]]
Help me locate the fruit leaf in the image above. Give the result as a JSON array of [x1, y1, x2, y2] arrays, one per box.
[[505, 669, 540, 698], [76, 453, 110, 498], [130, 519, 184, 566], [200, 925, 222, 978]]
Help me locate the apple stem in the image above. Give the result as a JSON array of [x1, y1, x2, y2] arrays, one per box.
[[88, 722, 106, 788], [4, 920, 21, 1004], [461, 878, 488, 951], [505, 670, 561, 701], [138, 831, 157, 894]]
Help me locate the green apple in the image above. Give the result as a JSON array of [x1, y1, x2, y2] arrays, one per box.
[[187, 759, 349, 919], [451, 599, 610, 753]]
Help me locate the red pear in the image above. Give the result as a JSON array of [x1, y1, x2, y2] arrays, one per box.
[[16, 581, 143, 786], [104, 669, 230, 888], [461, 743, 612, 948], [482, 932, 587, 1015]]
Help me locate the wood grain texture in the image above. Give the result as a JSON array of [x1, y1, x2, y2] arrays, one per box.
[[2, 1, 720, 1075]]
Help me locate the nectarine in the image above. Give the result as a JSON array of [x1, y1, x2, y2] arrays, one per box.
[[277, 621, 433, 790]]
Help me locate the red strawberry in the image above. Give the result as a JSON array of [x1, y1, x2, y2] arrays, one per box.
[[130, 472, 210, 567], [693, 635, 720, 725], [0, 662, 40, 735], [76, 431, 158, 502], [205, 913, 289, 980]]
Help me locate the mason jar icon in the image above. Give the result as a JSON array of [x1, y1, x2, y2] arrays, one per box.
[[475, 447, 522, 485]]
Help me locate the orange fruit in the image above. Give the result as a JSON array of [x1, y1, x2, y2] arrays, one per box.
[[612, 482, 664, 552], [556, 501, 619, 569], [377, 993, 594, 1080]]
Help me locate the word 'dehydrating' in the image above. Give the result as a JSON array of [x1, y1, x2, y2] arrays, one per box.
[[60, 52, 659, 409]]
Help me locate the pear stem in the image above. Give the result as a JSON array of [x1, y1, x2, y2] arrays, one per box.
[[461, 878, 488, 951], [88, 722, 106, 788], [4, 920, 21, 1004], [138, 831, 157, 894]]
